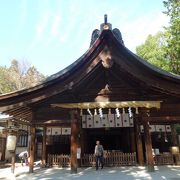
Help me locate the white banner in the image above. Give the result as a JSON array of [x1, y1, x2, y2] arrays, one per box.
[[129, 116, 134, 127], [82, 115, 86, 128], [149, 125, 155, 132], [46, 127, 52, 135], [52, 127, 61, 135], [86, 115, 94, 128], [94, 115, 102, 128], [115, 114, 123, 127], [108, 114, 115, 127], [122, 113, 130, 127], [101, 114, 109, 128], [62, 128, 71, 135], [165, 125, 171, 132], [156, 125, 165, 132]]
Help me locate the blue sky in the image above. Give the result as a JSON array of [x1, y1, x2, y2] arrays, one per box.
[[0, 0, 169, 76]]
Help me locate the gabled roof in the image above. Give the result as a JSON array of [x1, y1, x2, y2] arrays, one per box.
[[0, 22, 180, 113]]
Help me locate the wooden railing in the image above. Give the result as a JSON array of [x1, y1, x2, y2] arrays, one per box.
[[47, 152, 136, 167], [154, 154, 174, 165], [47, 154, 70, 167], [81, 152, 137, 167]]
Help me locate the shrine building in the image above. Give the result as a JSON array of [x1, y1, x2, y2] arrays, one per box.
[[0, 15, 180, 173]]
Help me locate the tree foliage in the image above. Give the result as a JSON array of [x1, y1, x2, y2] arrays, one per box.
[[136, 0, 180, 75], [136, 32, 170, 71], [0, 60, 45, 94], [163, 0, 180, 74]]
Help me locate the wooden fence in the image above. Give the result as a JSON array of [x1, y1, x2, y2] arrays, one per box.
[[47, 152, 136, 167], [81, 152, 137, 167], [47, 154, 70, 167], [154, 154, 174, 165]]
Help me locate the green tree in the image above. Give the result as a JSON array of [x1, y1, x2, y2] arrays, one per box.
[[136, 32, 170, 71], [163, 0, 180, 74]]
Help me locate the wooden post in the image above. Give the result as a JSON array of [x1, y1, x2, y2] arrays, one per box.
[[70, 110, 79, 173], [42, 126, 46, 168], [143, 119, 154, 172], [29, 125, 36, 173], [11, 152, 16, 173], [130, 128, 136, 153], [171, 124, 178, 146], [134, 116, 144, 165]]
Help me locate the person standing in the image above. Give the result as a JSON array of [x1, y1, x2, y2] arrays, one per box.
[[94, 140, 104, 170]]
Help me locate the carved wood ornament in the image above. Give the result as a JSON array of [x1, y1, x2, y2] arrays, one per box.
[[99, 46, 114, 68]]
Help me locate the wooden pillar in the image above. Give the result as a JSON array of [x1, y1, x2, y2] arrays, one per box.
[[130, 128, 136, 153], [70, 110, 79, 173], [134, 117, 144, 165], [171, 124, 178, 146], [29, 125, 36, 173], [143, 119, 154, 172], [42, 126, 46, 168], [11, 152, 16, 173]]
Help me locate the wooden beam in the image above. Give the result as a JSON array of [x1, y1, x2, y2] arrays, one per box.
[[5, 107, 29, 114], [70, 110, 79, 173], [143, 116, 180, 123]]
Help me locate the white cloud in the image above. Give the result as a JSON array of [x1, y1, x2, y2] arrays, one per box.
[[51, 15, 61, 36], [36, 13, 50, 38], [121, 12, 169, 52]]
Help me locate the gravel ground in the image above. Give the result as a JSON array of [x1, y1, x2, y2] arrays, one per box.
[[1, 165, 180, 180]]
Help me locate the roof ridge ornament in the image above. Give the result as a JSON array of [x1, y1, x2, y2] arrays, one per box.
[[104, 14, 108, 24], [90, 15, 124, 46], [100, 14, 112, 31]]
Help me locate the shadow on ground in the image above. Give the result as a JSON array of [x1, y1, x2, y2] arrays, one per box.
[[15, 166, 180, 180]]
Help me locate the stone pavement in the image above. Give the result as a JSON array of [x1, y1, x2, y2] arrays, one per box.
[[1, 165, 180, 180]]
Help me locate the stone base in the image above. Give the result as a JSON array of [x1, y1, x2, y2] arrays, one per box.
[[147, 165, 155, 172]]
